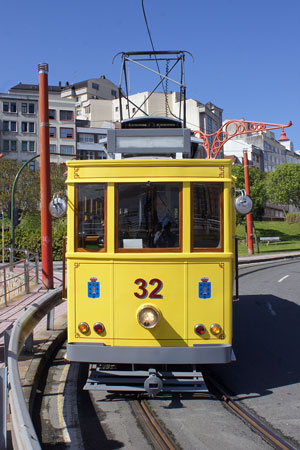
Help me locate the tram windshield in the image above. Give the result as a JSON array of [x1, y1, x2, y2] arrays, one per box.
[[192, 183, 223, 250], [76, 184, 106, 250], [117, 183, 181, 250]]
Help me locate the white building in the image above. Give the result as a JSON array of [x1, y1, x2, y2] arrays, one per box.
[[0, 83, 76, 168], [223, 123, 300, 172]]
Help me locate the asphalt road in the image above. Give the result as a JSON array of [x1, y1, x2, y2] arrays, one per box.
[[209, 258, 300, 449]]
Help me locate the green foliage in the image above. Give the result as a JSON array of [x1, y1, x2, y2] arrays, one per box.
[[50, 163, 67, 197], [267, 163, 300, 211], [0, 159, 40, 213], [286, 212, 300, 224], [13, 214, 66, 261], [232, 164, 268, 222]]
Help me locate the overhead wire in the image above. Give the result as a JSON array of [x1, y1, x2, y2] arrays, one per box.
[[141, 0, 183, 122]]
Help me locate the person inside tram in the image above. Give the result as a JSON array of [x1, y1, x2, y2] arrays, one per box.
[[153, 193, 176, 248]]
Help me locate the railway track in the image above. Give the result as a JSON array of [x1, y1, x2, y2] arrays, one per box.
[[32, 343, 298, 450], [131, 397, 180, 450], [203, 371, 297, 450]]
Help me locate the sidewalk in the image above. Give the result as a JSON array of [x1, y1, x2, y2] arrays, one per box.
[[0, 270, 66, 369]]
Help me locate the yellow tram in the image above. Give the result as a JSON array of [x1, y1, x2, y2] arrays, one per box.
[[65, 119, 246, 394]]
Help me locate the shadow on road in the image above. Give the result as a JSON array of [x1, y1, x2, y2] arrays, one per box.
[[209, 294, 300, 397]]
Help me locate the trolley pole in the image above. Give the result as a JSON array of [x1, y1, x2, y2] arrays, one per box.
[[38, 63, 53, 289], [243, 150, 254, 255]]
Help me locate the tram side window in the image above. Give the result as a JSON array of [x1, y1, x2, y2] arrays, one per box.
[[192, 183, 223, 250], [117, 183, 181, 250], [76, 184, 106, 251]]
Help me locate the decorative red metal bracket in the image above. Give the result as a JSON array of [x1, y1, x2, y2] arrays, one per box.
[[193, 119, 293, 159]]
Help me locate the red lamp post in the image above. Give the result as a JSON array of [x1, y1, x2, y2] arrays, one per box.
[[38, 63, 53, 289], [243, 150, 254, 255]]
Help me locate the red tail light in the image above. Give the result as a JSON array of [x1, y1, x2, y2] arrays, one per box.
[[194, 324, 206, 336], [94, 322, 105, 334]]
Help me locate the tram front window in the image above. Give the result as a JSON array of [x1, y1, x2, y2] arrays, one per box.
[[192, 183, 223, 250], [76, 184, 106, 250], [117, 183, 181, 250]]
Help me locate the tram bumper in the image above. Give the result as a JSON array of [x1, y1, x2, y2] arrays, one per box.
[[66, 343, 234, 364]]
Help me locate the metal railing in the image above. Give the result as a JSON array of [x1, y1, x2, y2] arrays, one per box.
[[0, 248, 39, 307], [7, 287, 63, 450]]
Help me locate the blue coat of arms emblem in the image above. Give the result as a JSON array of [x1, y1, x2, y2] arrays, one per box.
[[198, 277, 211, 299], [88, 277, 100, 298]]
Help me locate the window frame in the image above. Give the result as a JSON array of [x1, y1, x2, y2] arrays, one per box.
[[49, 109, 56, 120], [75, 183, 107, 252], [115, 182, 182, 253], [60, 127, 74, 139], [59, 110, 73, 121], [49, 127, 56, 138], [60, 145, 74, 155], [191, 182, 224, 252]]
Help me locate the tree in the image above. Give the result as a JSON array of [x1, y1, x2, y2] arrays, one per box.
[[232, 164, 268, 221], [0, 159, 40, 213], [0, 159, 67, 217], [50, 163, 67, 197], [267, 163, 300, 213]]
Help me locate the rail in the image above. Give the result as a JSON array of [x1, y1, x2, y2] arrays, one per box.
[[7, 287, 63, 450], [0, 248, 39, 307]]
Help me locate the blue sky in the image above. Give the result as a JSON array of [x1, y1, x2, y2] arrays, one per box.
[[1, 0, 299, 147]]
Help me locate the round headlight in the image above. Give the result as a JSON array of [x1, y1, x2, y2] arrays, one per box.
[[137, 305, 160, 329], [78, 322, 89, 334], [210, 323, 222, 336]]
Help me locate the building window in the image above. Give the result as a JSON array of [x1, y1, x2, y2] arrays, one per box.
[[60, 128, 74, 139], [22, 103, 35, 114], [50, 144, 56, 153], [3, 140, 9, 152], [79, 133, 94, 143], [3, 102, 16, 113], [60, 110, 73, 121], [22, 141, 35, 152], [84, 106, 90, 114], [60, 145, 74, 155], [49, 109, 56, 120], [21, 122, 34, 133], [4, 121, 17, 131], [11, 140, 17, 151], [115, 106, 119, 112], [49, 127, 56, 137], [92, 83, 99, 90]]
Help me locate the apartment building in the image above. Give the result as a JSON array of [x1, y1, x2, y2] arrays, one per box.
[[61, 76, 119, 127], [0, 83, 76, 167], [223, 126, 300, 171]]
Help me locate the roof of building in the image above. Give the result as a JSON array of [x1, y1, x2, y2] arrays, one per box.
[[9, 82, 63, 93]]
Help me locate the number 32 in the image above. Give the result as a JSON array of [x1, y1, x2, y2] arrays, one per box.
[[134, 278, 163, 299]]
